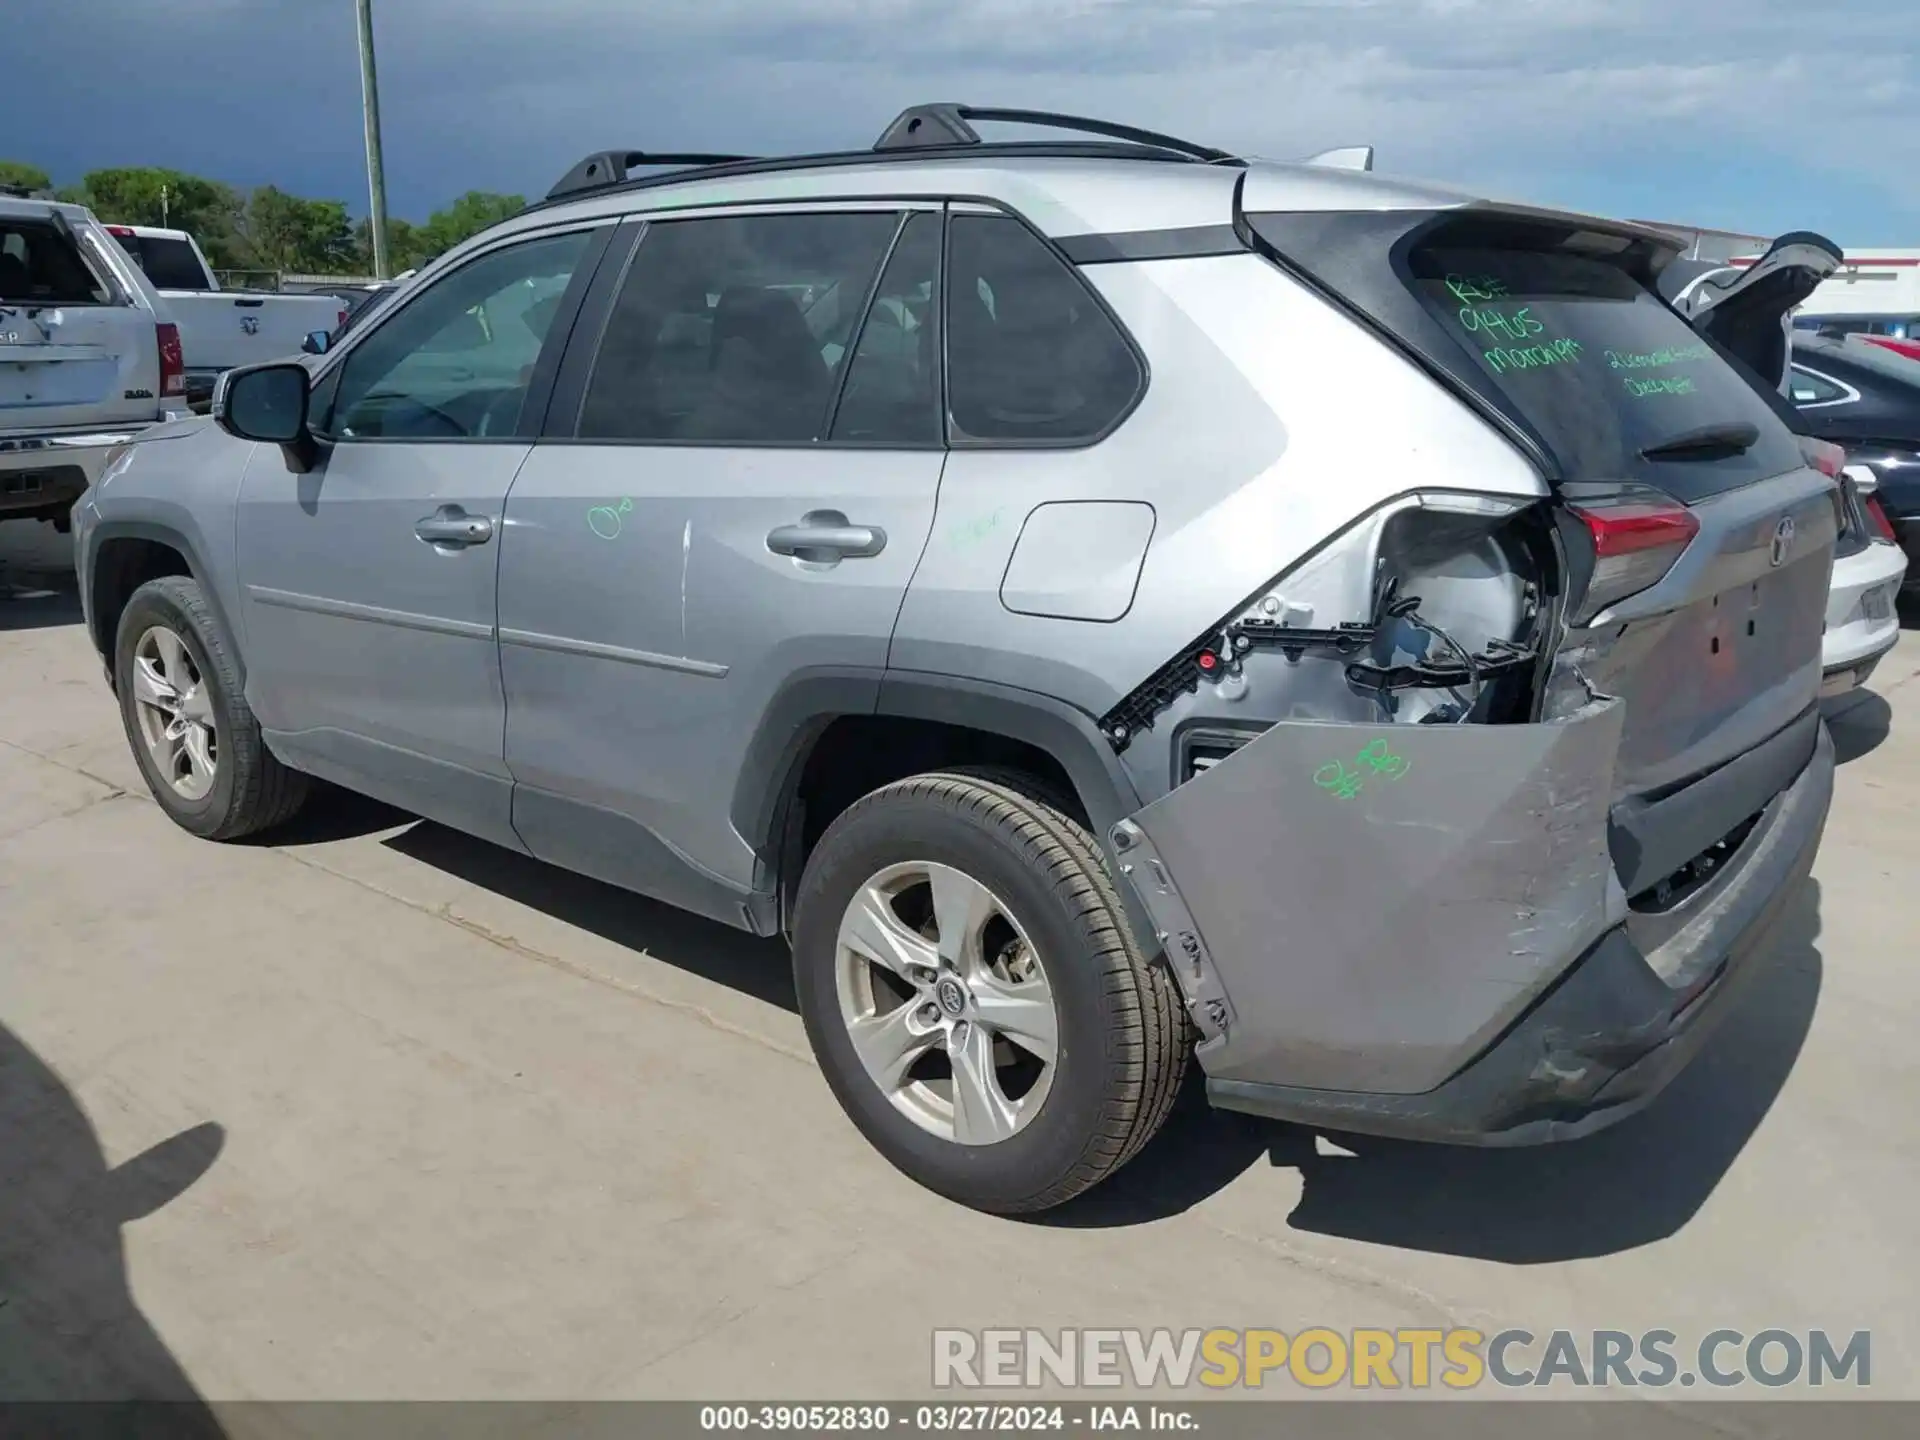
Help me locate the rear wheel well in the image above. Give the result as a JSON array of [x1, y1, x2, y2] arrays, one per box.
[[91, 537, 193, 663], [789, 715, 1088, 866]]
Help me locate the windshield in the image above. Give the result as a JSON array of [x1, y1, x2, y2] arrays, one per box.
[[1403, 241, 1804, 500]]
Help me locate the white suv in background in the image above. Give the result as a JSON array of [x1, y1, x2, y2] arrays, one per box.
[[2, 193, 188, 536]]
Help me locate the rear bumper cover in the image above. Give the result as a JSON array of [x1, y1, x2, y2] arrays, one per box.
[[1, 425, 154, 518], [1112, 704, 1833, 1146]]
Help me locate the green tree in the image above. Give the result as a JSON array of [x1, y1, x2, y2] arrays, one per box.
[[0, 160, 53, 193], [352, 214, 430, 274], [78, 167, 246, 268], [238, 186, 356, 274], [416, 191, 526, 260]]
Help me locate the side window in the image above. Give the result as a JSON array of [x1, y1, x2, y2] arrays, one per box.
[[829, 212, 943, 445], [1788, 367, 1850, 406], [578, 211, 899, 444], [326, 229, 592, 440], [944, 213, 1143, 444]]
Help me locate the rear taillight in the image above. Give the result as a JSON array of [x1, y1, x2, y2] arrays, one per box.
[[1866, 495, 1899, 543], [156, 322, 185, 398], [337, 308, 348, 328], [1565, 493, 1699, 623], [1800, 436, 1846, 477]]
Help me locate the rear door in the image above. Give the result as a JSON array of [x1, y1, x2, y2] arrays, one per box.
[[497, 204, 947, 914], [1, 210, 156, 432]]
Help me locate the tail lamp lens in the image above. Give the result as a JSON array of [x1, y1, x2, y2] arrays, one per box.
[[1565, 496, 1700, 623]]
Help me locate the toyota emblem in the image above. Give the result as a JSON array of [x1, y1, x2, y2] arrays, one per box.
[[1768, 515, 1795, 568]]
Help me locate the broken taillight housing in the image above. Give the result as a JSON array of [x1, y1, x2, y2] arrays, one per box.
[[1563, 491, 1699, 624]]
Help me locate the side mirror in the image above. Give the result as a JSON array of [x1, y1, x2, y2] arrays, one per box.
[[214, 361, 311, 445], [302, 329, 332, 355]]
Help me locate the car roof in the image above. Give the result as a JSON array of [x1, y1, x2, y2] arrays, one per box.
[[418, 104, 1676, 289], [1796, 332, 1920, 387], [0, 195, 98, 224], [117, 224, 195, 242], [509, 152, 1480, 241]]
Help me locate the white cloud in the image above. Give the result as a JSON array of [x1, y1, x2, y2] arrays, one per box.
[[50, 0, 1920, 232]]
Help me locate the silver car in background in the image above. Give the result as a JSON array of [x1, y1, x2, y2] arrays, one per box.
[[72, 106, 1838, 1213]]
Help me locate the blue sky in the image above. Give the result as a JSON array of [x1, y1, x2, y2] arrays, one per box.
[[8, 0, 1918, 242]]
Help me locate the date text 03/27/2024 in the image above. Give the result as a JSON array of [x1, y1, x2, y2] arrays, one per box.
[[698, 1404, 1193, 1432]]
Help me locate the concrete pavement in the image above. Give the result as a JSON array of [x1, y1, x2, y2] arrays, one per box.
[[5, 518, 1919, 1404]]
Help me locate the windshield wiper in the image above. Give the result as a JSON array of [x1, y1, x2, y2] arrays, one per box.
[[1640, 421, 1761, 462]]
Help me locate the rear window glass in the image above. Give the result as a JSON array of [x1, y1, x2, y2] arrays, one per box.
[[140, 238, 210, 290], [0, 219, 110, 305], [1404, 243, 1804, 497]]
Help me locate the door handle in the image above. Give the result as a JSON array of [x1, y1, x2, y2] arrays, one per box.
[[765, 510, 887, 564], [415, 506, 494, 548]]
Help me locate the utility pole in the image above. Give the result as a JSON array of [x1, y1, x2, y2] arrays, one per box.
[[354, 0, 392, 279], [160, 183, 169, 227]]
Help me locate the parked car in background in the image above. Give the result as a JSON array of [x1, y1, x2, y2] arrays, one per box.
[[302, 270, 417, 356], [3, 194, 188, 533], [103, 224, 347, 406], [1788, 332, 1920, 587], [1789, 246, 1920, 347], [1666, 236, 1908, 699]]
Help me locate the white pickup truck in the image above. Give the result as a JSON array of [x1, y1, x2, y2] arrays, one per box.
[[104, 225, 348, 404]]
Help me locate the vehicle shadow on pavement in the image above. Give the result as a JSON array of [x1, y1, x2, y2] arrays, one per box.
[[382, 819, 798, 1013], [1046, 881, 1824, 1261], [0, 572, 84, 632], [1827, 692, 1892, 765], [0, 1019, 227, 1432]]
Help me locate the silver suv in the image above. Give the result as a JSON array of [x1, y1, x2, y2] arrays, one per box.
[[72, 106, 1838, 1214]]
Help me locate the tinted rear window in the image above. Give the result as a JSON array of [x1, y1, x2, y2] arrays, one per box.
[[1, 219, 110, 304], [114, 234, 210, 289], [1249, 209, 1805, 501], [1403, 243, 1804, 499]]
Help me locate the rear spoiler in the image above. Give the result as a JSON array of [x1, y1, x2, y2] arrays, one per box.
[[1301, 145, 1374, 172]]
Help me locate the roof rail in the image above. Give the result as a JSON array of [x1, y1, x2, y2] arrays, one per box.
[[872, 104, 1236, 164], [546, 150, 760, 202]]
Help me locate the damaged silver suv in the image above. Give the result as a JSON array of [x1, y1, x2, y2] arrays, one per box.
[[72, 106, 1837, 1213]]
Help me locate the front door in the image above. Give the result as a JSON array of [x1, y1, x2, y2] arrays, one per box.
[[497, 206, 948, 922], [235, 225, 605, 848]]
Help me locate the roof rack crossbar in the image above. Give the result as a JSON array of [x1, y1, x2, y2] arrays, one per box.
[[872, 104, 1234, 164], [547, 150, 760, 202]]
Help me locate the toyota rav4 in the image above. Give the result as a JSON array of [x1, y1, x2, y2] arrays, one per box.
[[71, 106, 1838, 1214]]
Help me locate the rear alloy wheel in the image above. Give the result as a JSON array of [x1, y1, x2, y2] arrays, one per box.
[[835, 860, 1059, 1146], [793, 771, 1188, 1214]]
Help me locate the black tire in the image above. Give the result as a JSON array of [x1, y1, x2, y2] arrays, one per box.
[[113, 575, 309, 840], [792, 770, 1190, 1214]]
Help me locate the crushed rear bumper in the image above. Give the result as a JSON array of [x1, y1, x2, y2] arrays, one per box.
[[1111, 702, 1833, 1145]]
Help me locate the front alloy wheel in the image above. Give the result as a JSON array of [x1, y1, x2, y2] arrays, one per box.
[[130, 624, 219, 800], [835, 861, 1059, 1145]]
